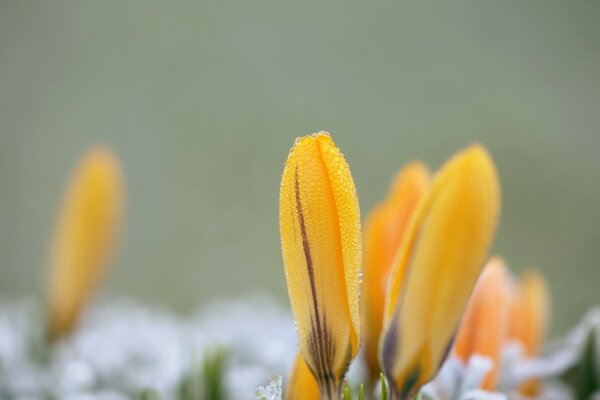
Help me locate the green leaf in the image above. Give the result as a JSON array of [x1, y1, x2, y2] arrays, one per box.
[[140, 388, 161, 400], [561, 327, 600, 399], [343, 382, 352, 400], [202, 349, 228, 400], [416, 392, 434, 400], [178, 355, 203, 400], [380, 373, 388, 400], [178, 348, 228, 400]]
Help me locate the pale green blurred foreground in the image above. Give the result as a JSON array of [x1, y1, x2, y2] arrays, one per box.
[[0, 1, 599, 335]]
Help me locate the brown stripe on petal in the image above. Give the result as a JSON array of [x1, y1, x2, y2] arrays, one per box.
[[381, 222, 425, 381], [398, 366, 421, 400], [382, 313, 399, 382], [307, 315, 337, 396], [322, 312, 336, 379], [294, 165, 338, 396], [294, 165, 323, 357], [307, 312, 324, 383]]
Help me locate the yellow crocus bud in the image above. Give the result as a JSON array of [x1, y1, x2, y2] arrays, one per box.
[[509, 269, 549, 396], [380, 145, 500, 400], [510, 270, 549, 357], [286, 354, 320, 400], [453, 257, 512, 391], [362, 163, 430, 376], [47, 147, 124, 341], [279, 132, 361, 399]]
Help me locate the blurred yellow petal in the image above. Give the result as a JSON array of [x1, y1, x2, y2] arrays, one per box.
[[509, 269, 550, 396], [47, 147, 124, 340], [453, 257, 511, 390], [380, 145, 501, 399], [279, 132, 361, 398], [362, 163, 430, 376], [510, 269, 549, 356], [286, 353, 320, 400]]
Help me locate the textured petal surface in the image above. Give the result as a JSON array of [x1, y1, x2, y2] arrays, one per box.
[[453, 257, 511, 390], [362, 163, 430, 375], [380, 145, 501, 398], [47, 147, 124, 339], [279, 132, 361, 395]]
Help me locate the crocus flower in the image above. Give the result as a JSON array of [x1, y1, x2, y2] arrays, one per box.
[[509, 269, 549, 396], [380, 145, 501, 400], [279, 132, 361, 399], [453, 257, 512, 390], [46, 147, 124, 340], [362, 163, 430, 376], [286, 353, 320, 400]]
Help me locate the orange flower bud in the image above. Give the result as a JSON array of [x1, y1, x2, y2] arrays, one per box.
[[453, 257, 512, 390], [509, 269, 550, 396], [362, 163, 430, 376]]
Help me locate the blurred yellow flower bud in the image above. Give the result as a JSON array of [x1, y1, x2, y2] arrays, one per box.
[[509, 269, 550, 396], [453, 257, 512, 390], [279, 132, 361, 399], [362, 163, 430, 376], [47, 147, 124, 340], [380, 145, 500, 400], [286, 353, 320, 400]]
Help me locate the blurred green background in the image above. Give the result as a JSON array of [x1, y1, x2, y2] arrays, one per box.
[[0, 1, 598, 336]]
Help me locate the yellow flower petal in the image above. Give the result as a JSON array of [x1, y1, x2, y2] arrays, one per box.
[[286, 353, 320, 400], [47, 147, 124, 340], [453, 257, 511, 390], [362, 163, 430, 376], [380, 145, 500, 399], [509, 269, 549, 356], [279, 132, 361, 398]]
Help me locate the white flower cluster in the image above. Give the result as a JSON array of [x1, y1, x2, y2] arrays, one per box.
[[1, 299, 599, 400], [421, 308, 600, 400], [0, 297, 297, 400]]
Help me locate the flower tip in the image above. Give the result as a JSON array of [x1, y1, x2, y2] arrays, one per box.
[[460, 143, 497, 175], [86, 145, 121, 164], [400, 160, 429, 175], [521, 269, 547, 290], [290, 131, 333, 156], [520, 268, 550, 349], [388, 161, 430, 195], [485, 256, 508, 276], [463, 142, 490, 157], [312, 130, 332, 139], [436, 144, 500, 204], [449, 143, 501, 228]]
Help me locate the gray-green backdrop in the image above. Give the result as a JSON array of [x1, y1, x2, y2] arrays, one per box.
[[1, 1, 598, 336]]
